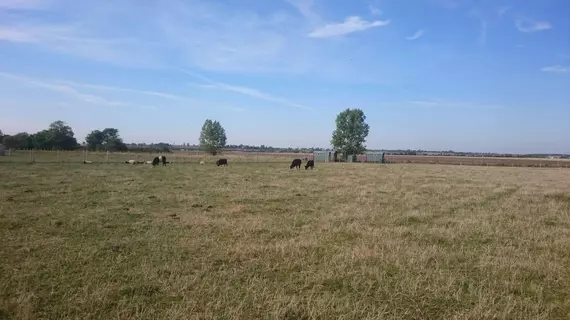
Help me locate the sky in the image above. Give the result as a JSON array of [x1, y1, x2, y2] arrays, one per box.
[[0, 0, 569, 153]]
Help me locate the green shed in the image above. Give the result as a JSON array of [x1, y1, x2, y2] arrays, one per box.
[[313, 151, 331, 162], [366, 152, 385, 163]]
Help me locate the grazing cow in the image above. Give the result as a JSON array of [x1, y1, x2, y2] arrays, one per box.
[[216, 158, 228, 166], [152, 156, 160, 166], [290, 158, 302, 169], [83, 160, 92, 164], [305, 160, 315, 170], [126, 160, 136, 164], [160, 155, 167, 166]]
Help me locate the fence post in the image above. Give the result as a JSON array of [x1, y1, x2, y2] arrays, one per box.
[[106, 151, 109, 163], [83, 150, 87, 163], [29, 149, 33, 163]]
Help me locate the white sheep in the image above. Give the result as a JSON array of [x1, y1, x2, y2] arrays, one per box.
[[200, 161, 205, 165], [83, 160, 92, 164]]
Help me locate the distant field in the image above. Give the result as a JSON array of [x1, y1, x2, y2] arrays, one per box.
[[1, 162, 569, 319], [385, 155, 570, 168], [0, 150, 313, 164], [1, 150, 569, 168]]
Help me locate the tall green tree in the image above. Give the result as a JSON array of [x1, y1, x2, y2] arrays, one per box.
[[199, 119, 227, 155], [2, 132, 33, 149], [331, 108, 370, 157], [35, 120, 78, 150], [85, 128, 127, 151]]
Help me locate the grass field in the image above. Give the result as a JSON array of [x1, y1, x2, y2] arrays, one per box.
[[2, 149, 569, 168], [1, 162, 570, 319]]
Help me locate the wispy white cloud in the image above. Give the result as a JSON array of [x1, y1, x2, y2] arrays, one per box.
[[479, 20, 488, 46], [497, 6, 511, 17], [0, 72, 127, 106], [515, 18, 552, 33], [308, 16, 390, 38], [286, 0, 320, 23], [406, 29, 425, 41], [56, 81, 183, 101], [0, 0, 44, 9], [369, 5, 382, 16], [408, 99, 506, 110], [0, 23, 162, 67], [433, 0, 462, 9], [540, 65, 570, 74], [183, 70, 309, 110], [0, 0, 393, 81]]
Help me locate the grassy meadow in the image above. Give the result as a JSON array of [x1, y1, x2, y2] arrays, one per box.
[[0, 162, 569, 319]]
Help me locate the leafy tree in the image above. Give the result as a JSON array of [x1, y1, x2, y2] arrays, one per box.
[[199, 119, 227, 155], [85, 128, 127, 151], [39, 120, 78, 150], [0, 129, 3, 141], [85, 130, 105, 150], [2, 132, 33, 149], [331, 108, 370, 157]]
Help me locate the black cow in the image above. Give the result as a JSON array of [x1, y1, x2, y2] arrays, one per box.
[[152, 156, 160, 166], [305, 160, 315, 170], [290, 158, 302, 169], [216, 158, 228, 166], [160, 155, 167, 166]]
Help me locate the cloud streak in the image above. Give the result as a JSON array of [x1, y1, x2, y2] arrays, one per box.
[[408, 99, 505, 110], [308, 16, 390, 38], [540, 65, 570, 74], [406, 29, 425, 40], [515, 18, 552, 33], [497, 6, 511, 17], [479, 20, 487, 46], [0, 72, 127, 106], [0, 0, 44, 9], [286, 0, 320, 23], [57, 81, 183, 101], [183, 70, 309, 110], [369, 5, 382, 16]]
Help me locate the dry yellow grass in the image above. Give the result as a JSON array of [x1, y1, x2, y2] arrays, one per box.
[[1, 162, 569, 319]]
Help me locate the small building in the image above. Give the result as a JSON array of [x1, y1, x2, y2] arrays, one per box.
[[314, 151, 340, 162], [313, 151, 330, 162], [0, 144, 5, 156], [365, 152, 385, 163]]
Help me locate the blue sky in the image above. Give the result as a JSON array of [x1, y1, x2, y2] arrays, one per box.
[[0, 0, 568, 153]]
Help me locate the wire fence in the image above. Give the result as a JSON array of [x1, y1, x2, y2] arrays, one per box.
[[1, 149, 568, 168], [0, 149, 314, 164]]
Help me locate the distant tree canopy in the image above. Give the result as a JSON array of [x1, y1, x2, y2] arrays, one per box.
[[85, 128, 127, 151], [126, 143, 172, 153], [199, 119, 227, 155], [2, 132, 33, 149], [1, 121, 78, 150], [331, 108, 370, 157]]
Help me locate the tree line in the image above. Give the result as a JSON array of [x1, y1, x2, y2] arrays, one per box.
[[0, 110, 372, 157], [0, 121, 169, 152]]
